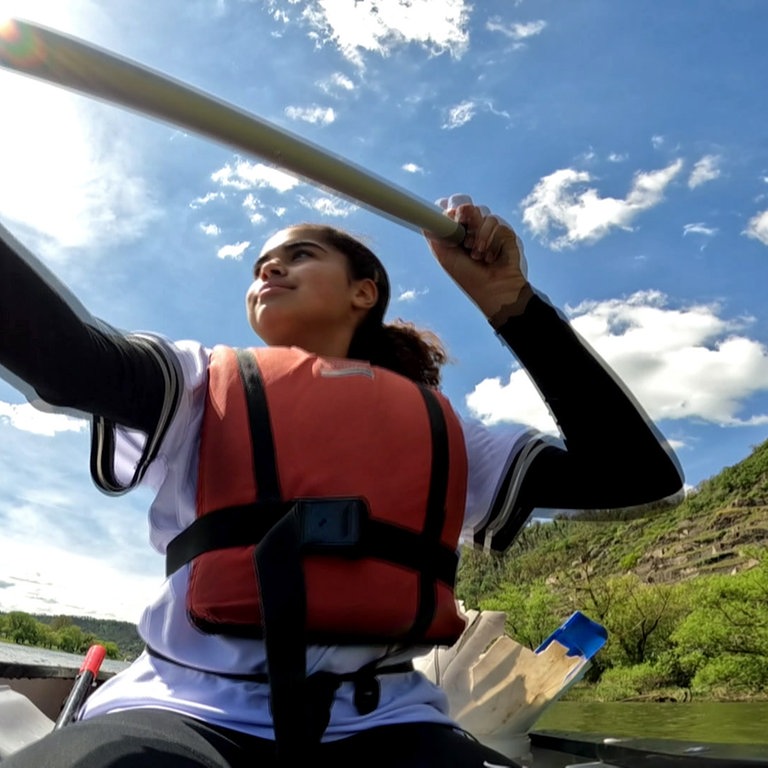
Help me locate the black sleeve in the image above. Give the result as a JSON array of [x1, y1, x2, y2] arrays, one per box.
[[1, 223, 171, 434], [474, 292, 684, 552]]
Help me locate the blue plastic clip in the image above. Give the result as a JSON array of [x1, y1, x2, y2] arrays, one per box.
[[535, 611, 607, 660]]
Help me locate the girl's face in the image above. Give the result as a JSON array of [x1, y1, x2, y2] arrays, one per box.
[[245, 226, 378, 357]]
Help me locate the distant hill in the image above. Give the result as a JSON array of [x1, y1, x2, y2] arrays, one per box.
[[458, 436, 768, 604]]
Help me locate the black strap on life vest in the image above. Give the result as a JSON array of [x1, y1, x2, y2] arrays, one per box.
[[165, 499, 458, 585], [405, 385, 450, 643], [236, 349, 282, 503]]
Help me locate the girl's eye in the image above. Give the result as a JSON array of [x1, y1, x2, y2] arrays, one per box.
[[291, 250, 312, 261]]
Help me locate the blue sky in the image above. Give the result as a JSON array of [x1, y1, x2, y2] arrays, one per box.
[[1, 0, 767, 621]]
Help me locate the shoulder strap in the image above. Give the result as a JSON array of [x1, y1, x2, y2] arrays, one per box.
[[404, 384, 449, 641], [235, 348, 282, 502]]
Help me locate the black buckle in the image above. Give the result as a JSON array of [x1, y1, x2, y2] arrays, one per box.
[[295, 498, 367, 555]]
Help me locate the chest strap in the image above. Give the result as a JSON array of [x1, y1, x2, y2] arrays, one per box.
[[165, 498, 458, 585]]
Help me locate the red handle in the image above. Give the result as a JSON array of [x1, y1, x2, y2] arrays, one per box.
[[79, 644, 107, 675]]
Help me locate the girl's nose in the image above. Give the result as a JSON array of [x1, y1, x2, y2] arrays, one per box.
[[259, 257, 287, 280]]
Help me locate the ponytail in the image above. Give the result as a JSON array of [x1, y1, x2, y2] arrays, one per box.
[[349, 318, 447, 387]]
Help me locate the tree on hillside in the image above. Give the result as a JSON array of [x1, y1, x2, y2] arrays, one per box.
[[603, 575, 684, 666], [456, 546, 507, 608], [561, 570, 685, 667], [49, 615, 75, 631], [674, 558, 768, 654], [3, 611, 43, 645], [479, 581, 566, 650], [55, 623, 95, 654]]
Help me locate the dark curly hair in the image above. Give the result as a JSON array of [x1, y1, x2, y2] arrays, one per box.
[[289, 224, 447, 387]]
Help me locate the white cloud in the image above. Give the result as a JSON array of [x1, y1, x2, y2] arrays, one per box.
[[200, 223, 221, 236], [521, 160, 684, 248], [485, 18, 547, 40], [397, 287, 429, 302], [318, 73, 355, 93], [298, 195, 356, 217], [242, 194, 267, 225], [651, 135, 665, 148], [402, 162, 424, 174], [683, 222, 717, 237], [0, 414, 160, 621], [270, 0, 471, 66], [443, 100, 477, 129], [466, 291, 768, 430], [190, 191, 225, 208], [270, 7, 289, 24], [608, 153, 628, 163], [0, 479, 159, 621], [0, 536, 158, 621], [0, 402, 87, 436], [744, 210, 768, 246], [442, 98, 511, 129], [284, 105, 336, 125], [688, 154, 721, 189], [212, 160, 300, 193], [217, 241, 251, 260]]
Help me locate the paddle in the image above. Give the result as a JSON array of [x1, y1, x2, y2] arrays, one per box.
[[53, 644, 106, 729], [0, 17, 464, 244], [414, 609, 607, 758]]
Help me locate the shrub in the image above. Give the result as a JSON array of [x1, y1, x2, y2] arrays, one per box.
[[692, 654, 768, 695], [593, 662, 670, 700], [619, 552, 640, 570]]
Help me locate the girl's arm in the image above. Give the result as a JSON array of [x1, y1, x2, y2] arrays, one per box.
[[426, 199, 683, 551], [476, 291, 683, 551], [1, 223, 168, 434]]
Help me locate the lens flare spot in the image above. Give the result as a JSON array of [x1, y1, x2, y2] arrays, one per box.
[[0, 17, 19, 40], [0, 18, 47, 68]]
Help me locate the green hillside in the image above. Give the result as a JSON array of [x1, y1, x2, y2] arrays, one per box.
[[456, 437, 768, 701]]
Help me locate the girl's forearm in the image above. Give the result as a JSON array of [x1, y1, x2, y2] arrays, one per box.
[[1, 226, 166, 432]]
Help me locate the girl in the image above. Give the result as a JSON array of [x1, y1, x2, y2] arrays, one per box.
[[0, 195, 683, 767]]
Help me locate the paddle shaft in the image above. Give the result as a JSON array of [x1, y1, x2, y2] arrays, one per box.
[[53, 644, 107, 729], [0, 18, 465, 243]]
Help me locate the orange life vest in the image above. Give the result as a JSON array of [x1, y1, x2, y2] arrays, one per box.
[[166, 345, 468, 646]]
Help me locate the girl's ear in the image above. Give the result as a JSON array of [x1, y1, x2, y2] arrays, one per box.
[[351, 277, 379, 311]]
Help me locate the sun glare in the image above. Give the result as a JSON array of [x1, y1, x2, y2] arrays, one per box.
[[0, 0, 124, 249], [0, 0, 73, 31], [0, 18, 17, 40], [0, 17, 46, 68]]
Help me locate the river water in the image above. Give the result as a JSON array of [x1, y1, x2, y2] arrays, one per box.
[[535, 701, 768, 746]]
